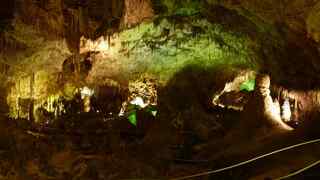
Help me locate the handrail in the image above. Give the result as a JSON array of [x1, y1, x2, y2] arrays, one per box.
[[171, 138, 320, 180], [275, 159, 320, 180]]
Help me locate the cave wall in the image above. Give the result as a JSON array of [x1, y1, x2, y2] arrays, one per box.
[[3, 0, 320, 54], [121, 0, 154, 28], [1, 0, 320, 119], [15, 0, 154, 41], [210, 0, 320, 43], [211, 0, 320, 89], [16, 0, 65, 38]]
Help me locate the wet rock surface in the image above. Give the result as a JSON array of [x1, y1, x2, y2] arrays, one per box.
[[1, 0, 320, 179]]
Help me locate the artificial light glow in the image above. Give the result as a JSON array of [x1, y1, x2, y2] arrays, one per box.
[[80, 86, 94, 99], [268, 99, 294, 131], [212, 70, 256, 107], [80, 86, 94, 113], [151, 110, 157, 117], [80, 36, 109, 53], [269, 99, 281, 120], [96, 38, 109, 51], [130, 97, 148, 108], [80, 35, 121, 58], [281, 99, 291, 122], [118, 102, 126, 117]]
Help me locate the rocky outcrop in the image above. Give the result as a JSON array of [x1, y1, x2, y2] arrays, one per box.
[[121, 0, 154, 28], [17, 0, 65, 38], [240, 74, 293, 140], [307, 1, 320, 43], [210, 0, 320, 44]]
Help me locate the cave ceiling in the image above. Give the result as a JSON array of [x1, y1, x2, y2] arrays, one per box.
[[0, 0, 320, 94]]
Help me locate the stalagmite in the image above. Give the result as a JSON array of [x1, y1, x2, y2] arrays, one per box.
[[255, 74, 293, 131], [241, 73, 293, 138], [281, 98, 291, 122]]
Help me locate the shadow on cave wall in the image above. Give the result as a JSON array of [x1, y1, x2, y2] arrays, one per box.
[[202, 6, 320, 141], [0, 0, 15, 33], [205, 5, 320, 91], [268, 24, 320, 90], [159, 65, 236, 114], [142, 64, 245, 162], [142, 64, 320, 167], [0, 84, 10, 131], [205, 5, 260, 37]]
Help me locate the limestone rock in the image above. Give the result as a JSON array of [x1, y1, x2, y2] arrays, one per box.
[[210, 0, 320, 42], [307, 1, 320, 42], [121, 0, 154, 28], [241, 74, 293, 139]]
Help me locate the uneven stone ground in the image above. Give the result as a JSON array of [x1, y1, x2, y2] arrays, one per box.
[[0, 0, 320, 179], [0, 101, 319, 180]]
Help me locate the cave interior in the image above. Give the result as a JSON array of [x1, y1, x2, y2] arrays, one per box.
[[1, 0, 320, 179]]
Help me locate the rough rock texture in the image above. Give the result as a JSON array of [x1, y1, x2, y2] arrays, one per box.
[[0, 1, 15, 32], [307, 1, 320, 43], [121, 0, 154, 28], [242, 74, 293, 137], [16, 0, 65, 38], [1, 1, 320, 179], [14, 0, 152, 50], [212, 0, 320, 43], [2, 0, 320, 120]]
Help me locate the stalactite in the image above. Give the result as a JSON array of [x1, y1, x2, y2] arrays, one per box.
[[17, 79, 21, 119], [29, 72, 35, 122], [108, 34, 111, 49], [65, 8, 82, 83]]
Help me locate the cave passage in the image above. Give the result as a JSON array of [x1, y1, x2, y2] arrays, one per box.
[[0, 0, 320, 179]]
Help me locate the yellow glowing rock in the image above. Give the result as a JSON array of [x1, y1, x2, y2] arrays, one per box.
[[307, 2, 320, 42]]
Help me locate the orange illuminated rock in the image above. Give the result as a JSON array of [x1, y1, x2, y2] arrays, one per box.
[[243, 74, 293, 135]]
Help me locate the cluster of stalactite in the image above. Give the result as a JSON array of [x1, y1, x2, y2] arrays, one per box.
[[213, 73, 320, 130], [272, 85, 320, 128]]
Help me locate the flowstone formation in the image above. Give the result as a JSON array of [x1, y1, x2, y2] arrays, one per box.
[[4, 2, 280, 122], [3, 2, 319, 142], [1, 1, 320, 179], [242, 74, 293, 135], [307, 1, 320, 43]]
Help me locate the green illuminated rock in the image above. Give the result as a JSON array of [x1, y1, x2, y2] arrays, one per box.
[[4, 3, 291, 119], [128, 111, 137, 126], [240, 79, 256, 92], [116, 15, 259, 84]]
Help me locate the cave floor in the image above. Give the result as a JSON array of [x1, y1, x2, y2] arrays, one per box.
[[0, 112, 320, 180]]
